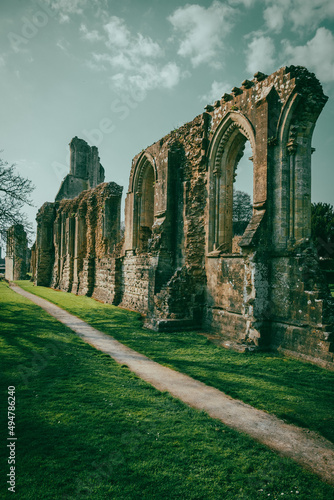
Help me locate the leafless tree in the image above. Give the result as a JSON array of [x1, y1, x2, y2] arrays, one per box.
[[0, 155, 35, 245]]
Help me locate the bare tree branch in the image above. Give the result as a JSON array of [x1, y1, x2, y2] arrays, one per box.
[[0, 154, 35, 245]]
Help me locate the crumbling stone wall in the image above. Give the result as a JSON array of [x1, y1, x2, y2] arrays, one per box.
[[122, 117, 208, 329], [269, 247, 334, 366], [5, 224, 28, 281], [121, 65, 333, 365], [34, 66, 334, 369], [35, 182, 122, 302]]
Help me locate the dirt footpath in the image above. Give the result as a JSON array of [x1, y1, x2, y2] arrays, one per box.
[[11, 284, 334, 486]]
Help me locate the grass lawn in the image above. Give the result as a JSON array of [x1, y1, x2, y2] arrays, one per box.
[[1, 282, 333, 499], [16, 280, 334, 445]]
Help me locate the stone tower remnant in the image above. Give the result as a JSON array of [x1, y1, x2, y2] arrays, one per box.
[[55, 137, 105, 202], [34, 139, 122, 297]]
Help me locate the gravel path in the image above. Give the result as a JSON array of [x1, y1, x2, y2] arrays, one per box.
[[11, 284, 334, 486]]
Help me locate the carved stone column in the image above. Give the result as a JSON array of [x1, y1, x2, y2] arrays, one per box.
[[213, 166, 221, 250], [287, 139, 297, 246]]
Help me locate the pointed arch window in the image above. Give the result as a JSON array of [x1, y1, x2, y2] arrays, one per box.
[[133, 159, 155, 252], [209, 115, 255, 253]]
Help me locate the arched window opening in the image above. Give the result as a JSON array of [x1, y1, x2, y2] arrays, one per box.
[[232, 140, 253, 252], [134, 161, 155, 252], [210, 125, 254, 254]]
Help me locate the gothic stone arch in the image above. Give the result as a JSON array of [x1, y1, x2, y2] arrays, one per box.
[[133, 157, 156, 252], [203, 66, 331, 364], [208, 112, 256, 253], [125, 152, 157, 252]]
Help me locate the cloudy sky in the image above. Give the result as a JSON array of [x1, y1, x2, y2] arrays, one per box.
[[1, 0, 334, 243]]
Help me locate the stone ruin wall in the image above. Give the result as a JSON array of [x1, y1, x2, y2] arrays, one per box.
[[121, 114, 208, 329], [35, 182, 123, 304], [34, 66, 334, 369], [5, 224, 28, 281]]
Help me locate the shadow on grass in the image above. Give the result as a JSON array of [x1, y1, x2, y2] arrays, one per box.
[[1, 282, 334, 499], [11, 281, 334, 445]]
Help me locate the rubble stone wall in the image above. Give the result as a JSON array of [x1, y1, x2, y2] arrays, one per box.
[[119, 253, 157, 314]]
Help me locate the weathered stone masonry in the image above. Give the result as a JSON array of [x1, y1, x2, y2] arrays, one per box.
[[34, 66, 334, 369], [35, 183, 122, 306], [55, 136, 105, 202], [5, 224, 28, 281]]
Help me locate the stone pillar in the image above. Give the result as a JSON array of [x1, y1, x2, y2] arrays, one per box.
[[61, 216, 75, 291], [213, 167, 221, 250], [51, 216, 61, 288], [35, 203, 55, 286], [287, 140, 297, 246], [72, 205, 87, 294], [30, 242, 36, 282]]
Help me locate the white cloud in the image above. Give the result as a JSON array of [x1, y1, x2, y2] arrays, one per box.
[[130, 34, 162, 59], [168, 1, 235, 68], [112, 62, 183, 93], [263, 0, 334, 32], [104, 17, 131, 49], [84, 16, 182, 94], [99, 17, 162, 59], [80, 24, 103, 42], [246, 36, 276, 74], [92, 52, 132, 70], [159, 62, 183, 89], [86, 58, 107, 72], [283, 27, 334, 83], [200, 80, 232, 102], [59, 13, 70, 23], [263, 5, 285, 32], [110, 73, 125, 88], [108, 53, 132, 70], [0, 55, 6, 68]]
